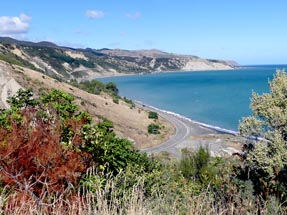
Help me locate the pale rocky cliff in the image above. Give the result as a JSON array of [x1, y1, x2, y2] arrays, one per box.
[[0, 62, 22, 109]]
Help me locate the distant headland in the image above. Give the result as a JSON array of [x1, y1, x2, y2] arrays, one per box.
[[0, 37, 239, 81]]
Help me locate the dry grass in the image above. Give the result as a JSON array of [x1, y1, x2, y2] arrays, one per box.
[[0, 179, 150, 215], [1, 180, 284, 215]]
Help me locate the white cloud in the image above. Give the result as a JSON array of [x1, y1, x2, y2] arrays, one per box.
[[125, 12, 141, 20], [86, 10, 105, 19], [0, 13, 31, 36], [19, 13, 32, 23], [0, 13, 32, 36]]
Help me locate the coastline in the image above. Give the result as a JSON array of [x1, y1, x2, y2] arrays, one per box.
[[135, 100, 238, 135], [135, 100, 241, 158], [92, 68, 250, 157], [88, 66, 242, 81]]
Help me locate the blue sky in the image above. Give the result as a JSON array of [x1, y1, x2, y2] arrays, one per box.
[[0, 0, 286, 65]]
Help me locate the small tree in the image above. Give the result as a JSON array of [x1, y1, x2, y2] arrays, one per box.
[[238, 70, 287, 201]]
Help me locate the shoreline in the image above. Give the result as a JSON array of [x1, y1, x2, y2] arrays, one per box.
[[135, 100, 238, 136], [91, 68, 249, 156], [135, 100, 241, 157], [88, 66, 242, 81]]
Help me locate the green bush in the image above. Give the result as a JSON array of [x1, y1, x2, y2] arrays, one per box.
[[2, 89, 155, 180], [123, 97, 135, 108], [148, 123, 160, 134], [238, 70, 287, 202], [105, 82, 119, 96], [179, 147, 210, 181], [70, 80, 120, 99], [148, 111, 158, 119]]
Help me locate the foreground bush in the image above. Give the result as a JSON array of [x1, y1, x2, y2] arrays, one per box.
[[0, 108, 91, 201], [0, 89, 157, 206], [238, 70, 287, 203]]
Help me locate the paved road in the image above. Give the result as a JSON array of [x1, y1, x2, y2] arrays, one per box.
[[141, 108, 190, 157], [138, 102, 216, 157]]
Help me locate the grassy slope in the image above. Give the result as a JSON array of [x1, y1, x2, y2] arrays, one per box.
[[4, 61, 174, 149]]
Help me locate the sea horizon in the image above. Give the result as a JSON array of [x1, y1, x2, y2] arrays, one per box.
[[97, 64, 287, 132]]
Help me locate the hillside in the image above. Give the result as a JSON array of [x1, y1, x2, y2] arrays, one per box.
[[0, 60, 173, 149], [0, 37, 238, 81]]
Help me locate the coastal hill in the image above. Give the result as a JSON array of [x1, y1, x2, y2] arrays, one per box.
[[0, 37, 239, 81], [0, 60, 174, 149]]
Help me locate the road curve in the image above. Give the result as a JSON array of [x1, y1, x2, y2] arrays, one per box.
[[141, 108, 190, 154], [137, 102, 215, 157]]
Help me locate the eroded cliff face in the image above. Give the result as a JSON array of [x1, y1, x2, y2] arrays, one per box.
[[0, 62, 22, 109], [0, 37, 239, 81]]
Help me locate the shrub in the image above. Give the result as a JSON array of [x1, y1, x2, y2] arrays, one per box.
[[148, 111, 158, 119], [238, 70, 287, 202], [0, 89, 157, 204], [7, 88, 38, 109], [180, 148, 209, 180], [0, 107, 92, 200], [123, 97, 135, 108], [70, 80, 120, 100], [40, 89, 79, 119], [148, 123, 160, 134], [105, 82, 119, 96]]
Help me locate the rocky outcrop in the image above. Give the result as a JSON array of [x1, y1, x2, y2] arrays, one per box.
[[0, 62, 22, 108]]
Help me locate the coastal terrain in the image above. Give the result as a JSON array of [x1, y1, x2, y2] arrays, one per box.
[[138, 103, 241, 157], [0, 37, 238, 81], [0, 60, 174, 148], [0, 38, 242, 157], [1, 2, 286, 213]]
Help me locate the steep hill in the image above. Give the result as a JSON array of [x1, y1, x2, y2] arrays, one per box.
[[0, 37, 239, 81], [0, 60, 174, 149]]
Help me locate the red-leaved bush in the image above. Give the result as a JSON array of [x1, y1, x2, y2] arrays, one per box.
[[0, 107, 92, 202]]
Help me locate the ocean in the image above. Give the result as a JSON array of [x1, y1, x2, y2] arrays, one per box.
[[97, 65, 287, 132]]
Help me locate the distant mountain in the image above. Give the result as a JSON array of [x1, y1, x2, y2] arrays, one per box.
[[0, 37, 58, 48], [0, 37, 239, 80], [94, 48, 198, 59]]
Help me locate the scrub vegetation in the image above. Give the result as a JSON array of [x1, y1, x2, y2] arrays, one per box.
[[1, 70, 287, 214]]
